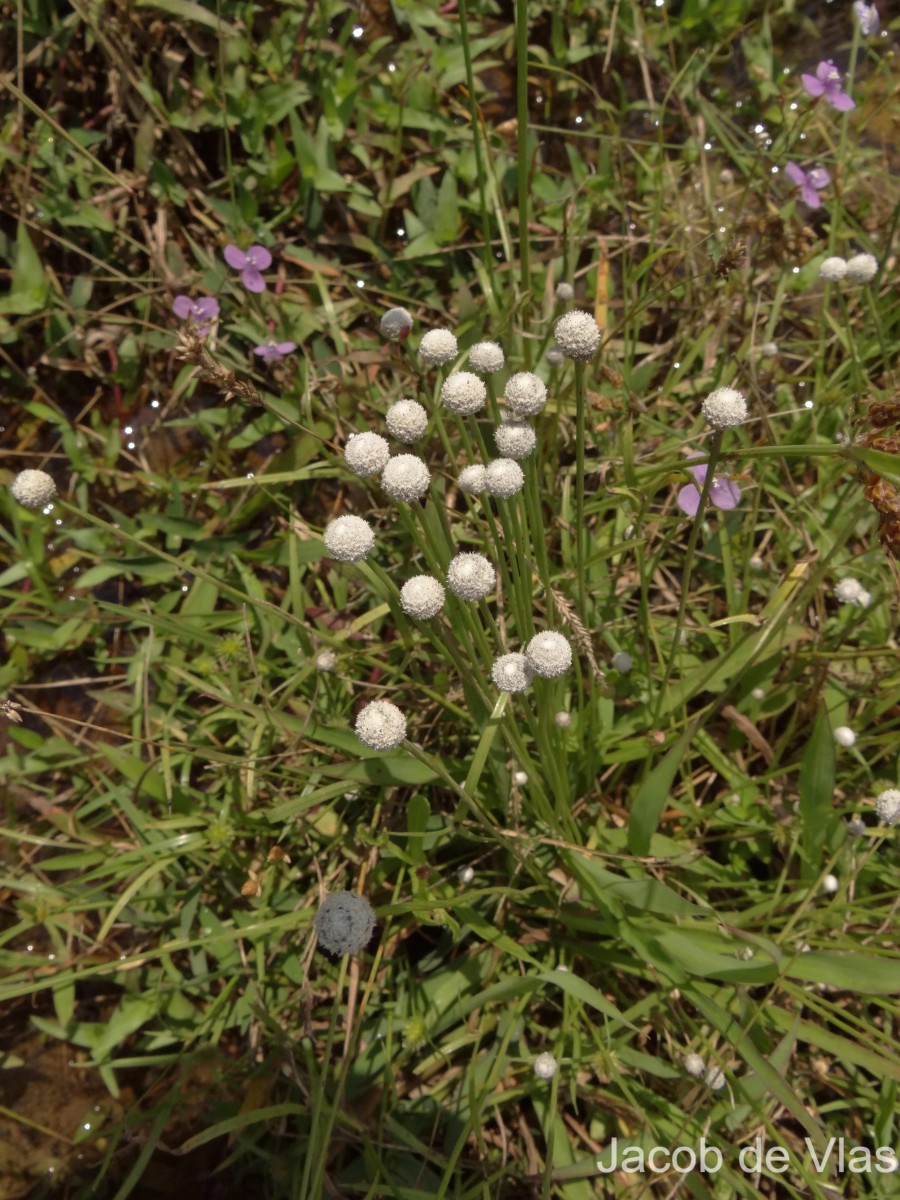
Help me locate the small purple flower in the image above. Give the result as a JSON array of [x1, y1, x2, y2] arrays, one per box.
[[784, 162, 831, 209], [676, 461, 742, 517], [253, 340, 297, 363], [853, 2, 879, 36], [223, 243, 273, 293], [172, 294, 219, 336], [800, 61, 856, 111]]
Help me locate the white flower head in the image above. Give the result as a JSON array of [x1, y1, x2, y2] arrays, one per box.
[[822, 873, 839, 894], [315, 891, 376, 956], [381, 454, 431, 502], [457, 864, 475, 884], [554, 711, 572, 728], [844, 253, 878, 284], [819, 255, 848, 283], [441, 371, 487, 415], [701, 386, 748, 430], [494, 418, 536, 460], [458, 465, 489, 495], [546, 345, 565, 367], [492, 653, 533, 693], [555, 281, 574, 302], [380, 306, 413, 341], [504, 371, 548, 417], [526, 631, 573, 678], [485, 458, 524, 499], [10, 469, 57, 510], [553, 310, 601, 361], [419, 328, 458, 366], [513, 769, 529, 785], [467, 340, 505, 374], [400, 575, 445, 620], [704, 1066, 726, 1091], [751, 687, 765, 701], [684, 1053, 706, 1078], [355, 699, 407, 750], [386, 399, 428, 444], [833, 726, 856, 747], [611, 651, 633, 673], [447, 552, 495, 601], [834, 576, 869, 606], [324, 515, 375, 562], [875, 788, 900, 826], [846, 816, 866, 837], [533, 1051, 558, 1080], [759, 341, 779, 358], [315, 650, 337, 671], [344, 431, 390, 477]]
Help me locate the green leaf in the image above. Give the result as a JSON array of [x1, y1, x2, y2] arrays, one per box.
[[433, 170, 460, 244], [134, 0, 236, 33], [783, 951, 900, 995], [627, 725, 694, 855], [0, 224, 49, 315], [798, 710, 836, 879]]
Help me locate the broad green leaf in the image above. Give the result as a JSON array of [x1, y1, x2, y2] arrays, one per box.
[[798, 710, 836, 879], [627, 725, 694, 855], [0, 224, 49, 315], [783, 951, 900, 995]]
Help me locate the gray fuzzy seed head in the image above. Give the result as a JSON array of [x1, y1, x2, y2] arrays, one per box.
[[355, 699, 407, 750], [441, 371, 487, 416], [554, 310, 601, 361], [458, 465, 489, 494], [381, 454, 431, 502], [504, 371, 547, 417], [400, 574, 445, 619], [315, 891, 376, 956], [485, 458, 524, 498], [380, 307, 413, 340], [701, 386, 748, 430], [344, 431, 390, 477], [494, 419, 536, 460], [386, 399, 428, 444], [526, 631, 573, 678], [323, 515, 375, 562], [491, 653, 533, 693], [419, 328, 458, 366], [447, 552, 495, 600], [467, 340, 505, 374], [10, 469, 57, 509]]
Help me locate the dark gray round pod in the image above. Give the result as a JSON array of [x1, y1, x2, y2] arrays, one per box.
[[314, 891, 376, 956]]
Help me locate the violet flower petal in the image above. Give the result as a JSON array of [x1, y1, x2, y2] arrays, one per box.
[[172, 295, 193, 319], [828, 90, 855, 111], [194, 296, 220, 319], [688, 463, 708, 485], [801, 74, 825, 98], [709, 477, 742, 510], [800, 183, 821, 208], [248, 245, 272, 270], [677, 484, 701, 516], [242, 267, 266, 293], [274, 341, 296, 355], [224, 244, 249, 270], [807, 167, 830, 190], [784, 162, 806, 187]]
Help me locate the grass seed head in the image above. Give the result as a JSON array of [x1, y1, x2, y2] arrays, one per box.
[[459, 465, 489, 494], [467, 340, 505, 374], [491, 653, 533, 693], [504, 371, 548, 417], [553, 310, 601, 361], [441, 371, 487, 415], [381, 454, 431, 502], [447, 552, 495, 600], [419, 328, 458, 366], [701, 386, 748, 430], [494, 419, 536, 460], [355, 699, 407, 750], [344, 431, 391, 477], [875, 788, 900, 826], [386, 399, 428, 443], [323, 515, 375, 562], [485, 458, 525, 498], [526, 631, 573, 678], [400, 575, 445, 619], [533, 1051, 558, 1080], [10, 469, 57, 509], [315, 891, 376, 956]]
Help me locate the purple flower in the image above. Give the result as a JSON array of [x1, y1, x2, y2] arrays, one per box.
[[253, 340, 297, 363], [800, 61, 856, 111], [853, 2, 879, 36], [676, 461, 742, 517], [784, 162, 831, 209], [223, 243, 273, 293], [172, 294, 219, 336]]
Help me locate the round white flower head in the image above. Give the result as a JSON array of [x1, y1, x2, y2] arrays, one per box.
[[546, 345, 565, 367], [834, 577, 866, 605], [492, 653, 533, 693], [553, 310, 601, 361], [513, 769, 529, 785], [875, 788, 900, 826], [494, 419, 536, 460], [611, 651, 633, 673], [458, 464, 488, 495], [315, 891, 376, 956], [704, 1066, 726, 1091], [504, 371, 548, 417], [315, 650, 337, 671], [381, 454, 431, 502], [419, 328, 458, 366], [380, 306, 413, 341], [485, 458, 524, 499], [533, 1052, 558, 1080], [554, 711, 572, 728], [844, 253, 878, 284], [467, 340, 505, 374], [526, 631, 573, 678], [386, 399, 428, 444], [400, 574, 445, 620], [751, 687, 765, 701], [759, 341, 779, 358], [355, 699, 407, 750], [344, 431, 390, 477], [701, 386, 748, 430], [846, 816, 866, 837], [684, 1053, 706, 1078], [447, 552, 495, 601], [10, 469, 57, 509], [822, 874, 839, 894], [324, 515, 375, 562], [457, 864, 475, 885], [819, 255, 848, 282], [441, 371, 486, 416], [833, 726, 856, 747], [856, 588, 872, 608], [555, 281, 574, 302]]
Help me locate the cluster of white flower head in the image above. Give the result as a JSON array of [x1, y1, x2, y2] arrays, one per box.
[[494, 418, 536, 460], [458, 464, 489, 494], [380, 307, 413, 340], [10, 469, 57, 509], [447, 552, 496, 601], [485, 458, 524, 498], [386, 399, 428, 444], [467, 341, 505, 374], [819, 253, 878, 285], [355, 699, 407, 749], [419, 328, 458, 365], [324, 515, 375, 562], [553, 310, 601, 361], [833, 576, 872, 607], [701, 386, 748, 430], [505, 371, 547, 417], [382, 454, 430, 502], [315, 891, 376, 956], [491, 653, 533, 693], [344, 431, 390, 477], [875, 788, 900, 826], [400, 575, 445, 620], [441, 371, 487, 415]]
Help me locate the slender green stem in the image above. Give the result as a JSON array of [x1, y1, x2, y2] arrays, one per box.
[[574, 361, 588, 619], [458, 0, 499, 288], [515, 0, 531, 338]]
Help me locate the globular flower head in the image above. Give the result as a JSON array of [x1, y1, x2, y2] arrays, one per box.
[[172, 294, 219, 335], [684, 1053, 706, 1078], [676, 460, 742, 515], [355, 699, 407, 750], [381, 454, 431, 502], [784, 162, 830, 209], [254, 340, 296, 363], [759, 341, 779, 358], [447, 552, 495, 601], [553, 310, 601, 361], [400, 575, 445, 620], [467, 340, 505, 374], [513, 769, 528, 785], [344, 431, 391, 477], [822, 873, 839, 894], [315, 650, 337, 671], [704, 1066, 726, 1091], [485, 458, 525, 499], [323, 515, 375, 562], [526, 631, 573, 678], [457, 864, 475, 884], [533, 1051, 558, 1080], [315, 891, 376, 956], [701, 386, 748, 430], [800, 61, 856, 111], [555, 281, 574, 302], [844, 253, 878, 284], [546, 345, 565, 367], [504, 371, 548, 417], [834, 576, 870, 606], [380, 306, 413, 341], [441, 371, 487, 416], [875, 788, 900, 826], [494, 418, 536, 460], [611, 651, 633, 673], [458, 465, 488, 495], [419, 328, 458, 366], [386, 399, 428, 444], [833, 726, 856, 747], [223, 243, 272, 292], [10, 469, 57, 509], [554, 711, 572, 728], [853, 1, 879, 36], [494, 652, 535, 691], [820, 255, 848, 282]]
